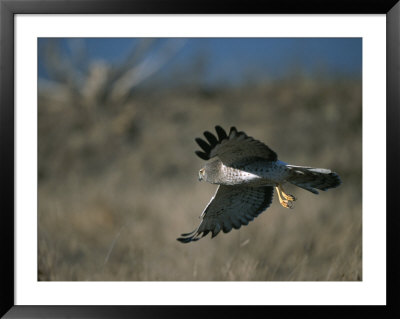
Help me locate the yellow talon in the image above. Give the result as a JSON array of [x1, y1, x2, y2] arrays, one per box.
[[275, 184, 295, 209], [282, 192, 296, 202]]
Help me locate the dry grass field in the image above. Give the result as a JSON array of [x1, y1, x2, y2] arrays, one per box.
[[38, 43, 361, 281]]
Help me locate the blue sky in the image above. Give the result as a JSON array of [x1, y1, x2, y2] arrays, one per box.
[[38, 38, 362, 86]]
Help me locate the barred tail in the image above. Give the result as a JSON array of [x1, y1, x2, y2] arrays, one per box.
[[286, 165, 341, 194]]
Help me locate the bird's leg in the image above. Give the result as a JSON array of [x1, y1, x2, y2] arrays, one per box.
[[275, 184, 295, 209], [279, 184, 296, 202], [275, 185, 290, 208]]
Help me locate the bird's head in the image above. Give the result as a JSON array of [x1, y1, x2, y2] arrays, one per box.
[[198, 168, 205, 181], [198, 160, 222, 183]]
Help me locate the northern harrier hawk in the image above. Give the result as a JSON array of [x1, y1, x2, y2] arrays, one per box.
[[177, 126, 341, 243]]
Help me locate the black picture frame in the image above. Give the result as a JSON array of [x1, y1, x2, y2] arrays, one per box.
[[1, 0, 399, 318]]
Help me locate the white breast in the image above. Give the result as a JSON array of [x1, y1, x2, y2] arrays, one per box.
[[220, 161, 289, 186]]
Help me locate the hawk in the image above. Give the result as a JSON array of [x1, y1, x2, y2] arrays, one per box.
[[177, 126, 341, 243]]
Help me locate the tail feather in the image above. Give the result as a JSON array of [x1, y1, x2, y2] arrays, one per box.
[[286, 165, 341, 194]]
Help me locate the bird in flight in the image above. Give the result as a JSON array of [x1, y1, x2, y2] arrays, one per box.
[[177, 126, 341, 243]]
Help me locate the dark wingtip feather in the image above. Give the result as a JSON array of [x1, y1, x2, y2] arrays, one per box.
[[201, 230, 210, 238], [177, 230, 208, 243], [222, 223, 233, 233], [232, 223, 242, 230], [215, 125, 227, 141], [195, 151, 209, 160], [180, 230, 197, 237], [177, 231, 196, 243], [177, 237, 192, 243], [203, 131, 219, 146], [211, 224, 221, 238], [194, 126, 232, 160], [195, 137, 211, 153]]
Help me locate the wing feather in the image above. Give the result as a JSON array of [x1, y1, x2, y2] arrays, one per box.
[[195, 138, 212, 153], [177, 185, 274, 243], [195, 150, 209, 161], [194, 126, 277, 164], [212, 224, 221, 238], [215, 126, 228, 141], [204, 131, 219, 145]]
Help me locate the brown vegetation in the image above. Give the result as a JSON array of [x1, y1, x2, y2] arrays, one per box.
[[38, 43, 361, 281]]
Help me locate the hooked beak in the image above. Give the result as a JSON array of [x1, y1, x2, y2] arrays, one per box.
[[198, 168, 204, 181]]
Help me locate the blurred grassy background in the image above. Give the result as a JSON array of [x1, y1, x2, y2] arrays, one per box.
[[38, 38, 362, 281]]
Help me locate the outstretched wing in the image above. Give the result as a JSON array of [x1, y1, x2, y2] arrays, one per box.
[[195, 126, 277, 165], [177, 185, 274, 243]]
